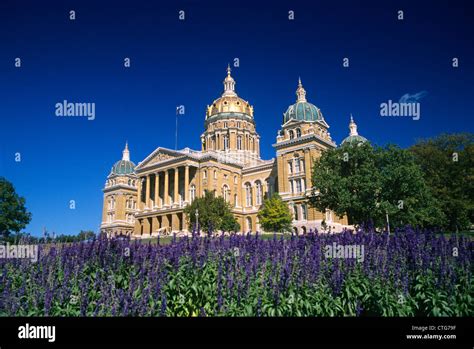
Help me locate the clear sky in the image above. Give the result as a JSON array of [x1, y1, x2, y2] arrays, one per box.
[[0, 0, 472, 236]]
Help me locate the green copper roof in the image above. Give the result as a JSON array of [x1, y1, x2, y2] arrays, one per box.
[[341, 134, 368, 145], [283, 101, 323, 123], [112, 160, 136, 175]]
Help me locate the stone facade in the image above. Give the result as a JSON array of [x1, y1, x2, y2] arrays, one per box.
[[100, 68, 355, 238]]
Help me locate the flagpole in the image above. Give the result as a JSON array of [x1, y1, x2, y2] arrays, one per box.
[[175, 108, 178, 150]]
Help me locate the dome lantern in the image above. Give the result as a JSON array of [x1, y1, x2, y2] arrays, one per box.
[[222, 64, 237, 97], [341, 114, 368, 145], [111, 142, 136, 175], [296, 77, 307, 102], [283, 77, 325, 124]]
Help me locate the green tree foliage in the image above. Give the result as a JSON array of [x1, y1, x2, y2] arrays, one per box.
[[0, 177, 32, 239], [409, 133, 474, 231], [184, 190, 240, 232], [257, 193, 293, 232], [309, 142, 444, 229], [374, 145, 445, 228], [77, 230, 96, 241]]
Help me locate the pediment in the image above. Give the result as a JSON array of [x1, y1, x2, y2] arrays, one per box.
[[135, 147, 183, 170]]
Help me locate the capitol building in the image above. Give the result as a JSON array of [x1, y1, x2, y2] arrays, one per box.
[[100, 67, 367, 237]]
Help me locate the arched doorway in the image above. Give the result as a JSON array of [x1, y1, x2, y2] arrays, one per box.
[[246, 217, 252, 232], [293, 227, 298, 235]]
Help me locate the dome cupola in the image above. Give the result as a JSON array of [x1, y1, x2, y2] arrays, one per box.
[[283, 78, 325, 124], [111, 142, 136, 175], [205, 65, 254, 119], [341, 115, 368, 145]]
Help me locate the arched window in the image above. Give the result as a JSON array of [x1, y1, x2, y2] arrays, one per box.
[[255, 180, 263, 205], [222, 185, 230, 202], [203, 170, 207, 179], [245, 182, 252, 207], [237, 136, 242, 150], [214, 170, 217, 179], [190, 185, 196, 202], [234, 193, 238, 207], [296, 128, 302, 138], [246, 217, 252, 232], [289, 130, 294, 140], [266, 179, 272, 197]]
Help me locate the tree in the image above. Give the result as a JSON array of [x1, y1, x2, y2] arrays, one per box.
[[409, 133, 474, 231], [257, 193, 293, 232], [309, 142, 380, 226], [309, 142, 444, 229], [184, 190, 240, 232], [374, 145, 445, 228], [78, 230, 96, 241], [0, 177, 32, 239]]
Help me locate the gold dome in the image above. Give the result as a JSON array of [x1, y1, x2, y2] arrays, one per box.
[[206, 96, 253, 118], [206, 65, 254, 118]]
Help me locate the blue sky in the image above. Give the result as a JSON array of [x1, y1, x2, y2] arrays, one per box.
[[0, 0, 472, 236]]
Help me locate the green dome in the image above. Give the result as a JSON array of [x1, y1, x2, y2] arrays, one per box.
[[341, 134, 368, 145], [283, 101, 323, 123], [112, 159, 135, 175], [341, 116, 368, 146]]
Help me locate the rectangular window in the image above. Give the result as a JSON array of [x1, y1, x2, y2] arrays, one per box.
[[295, 158, 301, 173], [288, 162, 293, 174], [296, 179, 302, 193]]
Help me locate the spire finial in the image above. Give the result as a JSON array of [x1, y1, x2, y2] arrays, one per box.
[[122, 141, 130, 161], [222, 64, 237, 97], [296, 77, 307, 102], [349, 114, 358, 136]]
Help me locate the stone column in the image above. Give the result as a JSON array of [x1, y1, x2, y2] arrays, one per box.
[[145, 174, 151, 209], [184, 165, 189, 203], [174, 167, 179, 205], [137, 177, 143, 210], [164, 170, 169, 206], [154, 172, 160, 208], [304, 149, 312, 191]]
